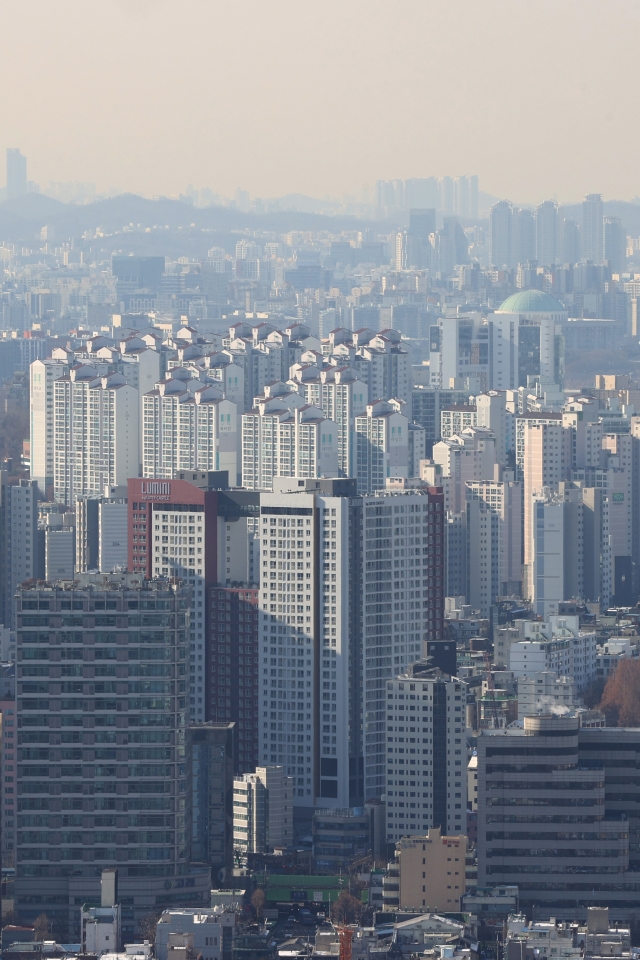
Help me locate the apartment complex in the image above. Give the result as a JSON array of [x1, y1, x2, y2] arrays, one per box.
[[258, 480, 445, 811], [386, 666, 467, 842]]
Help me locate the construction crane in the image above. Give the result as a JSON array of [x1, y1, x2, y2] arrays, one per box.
[[483, 650, 502, 729], [338, 926, 353, 960]]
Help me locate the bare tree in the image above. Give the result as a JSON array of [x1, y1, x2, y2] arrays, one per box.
[[138, 910, 163, 946], [33, 915, 50, 941], [251, 888, 266, 920], [330, 891, 364, 925]]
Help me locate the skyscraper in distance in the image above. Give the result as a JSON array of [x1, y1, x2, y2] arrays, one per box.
[[6, 149, 27, 200], [490, 200, 514, 269], [514, 208, 536, 265], [604, 217, 626, 273], [582, 193, 604, 262], [536, 200, 558, 267]]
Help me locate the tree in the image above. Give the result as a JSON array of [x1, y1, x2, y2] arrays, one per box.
[[33, 914, 50, 941], [599, 659, 640, 726], [330, 890, 364, 925], [138, 910, 162, 946], [251, 888, 266, 920]]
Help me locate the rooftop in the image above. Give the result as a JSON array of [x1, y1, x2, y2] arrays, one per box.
[[497, 289, 566, 313]]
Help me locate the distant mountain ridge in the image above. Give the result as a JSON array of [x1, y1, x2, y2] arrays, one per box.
[[0, 192, 386, 241]]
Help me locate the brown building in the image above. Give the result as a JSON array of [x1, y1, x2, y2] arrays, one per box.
[[396, 827, 467, 912]]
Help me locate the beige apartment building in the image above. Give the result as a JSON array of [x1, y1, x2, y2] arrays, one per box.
[[396, 827, 467, 912]]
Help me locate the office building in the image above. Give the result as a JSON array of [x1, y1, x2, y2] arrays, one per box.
[[6, 149, 27, 200], [582, 194, 604, 263], [188, 722, 235, 883], [477, 715, 636, 922], [53, 367, 139, 506], [1, 478, 40, 629], [232, 765, 293, 855], [0, 689, 16, 868], [14, 574, 210, 940], [258, 481, 445, 812], [394, 828, 467, 912], [490, 201, 514, 269], [386, 665, 467, 842], [312, 805, 380, 869], [44, 520, 75, 581], [76, 493, 128, 574], [465, 480, 522, 615], [428, 312, 489, 390], [492, 290, 567, 391]]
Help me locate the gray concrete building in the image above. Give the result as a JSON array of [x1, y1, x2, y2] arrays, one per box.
[[14, 573, 210, 940]]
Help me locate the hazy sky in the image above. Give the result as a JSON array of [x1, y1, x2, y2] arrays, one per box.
[[1, 0, 638, 204]]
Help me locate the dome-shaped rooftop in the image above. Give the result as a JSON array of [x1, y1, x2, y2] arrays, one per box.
[[497, 289, 566, 313]]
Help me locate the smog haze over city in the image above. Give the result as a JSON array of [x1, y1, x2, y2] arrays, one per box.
[[5, 0, 640, 953], [1, 0, 640, 203]]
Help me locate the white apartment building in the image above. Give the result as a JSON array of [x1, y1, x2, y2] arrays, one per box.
[[53, 366, 139, 505], [258, 482, 444, 810], [30, 355, 72, 495], [242, 396, 338, 491], [476, 391, 510, 466], [440, 405, 477, 441], [465, 480, 522, 615], [171, 350, 245, 410], [355, 400, 417, 494], [433, 427, 498, 514], [143, 376, 238, 483], [386, 670, 467, 842], [517, 671, 577, 719], [232, 765, 293, 855], [529, 490, 565, 616], [522, 420, 568, 599], [509, 616, 597, 692], [290, 364, 368, 477]]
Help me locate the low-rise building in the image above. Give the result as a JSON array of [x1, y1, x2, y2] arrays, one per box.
[[509, 616, 597, 692], [517, 672, 577, 719], [395, 828, 467, 912], [156, 908, 239, 960]]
